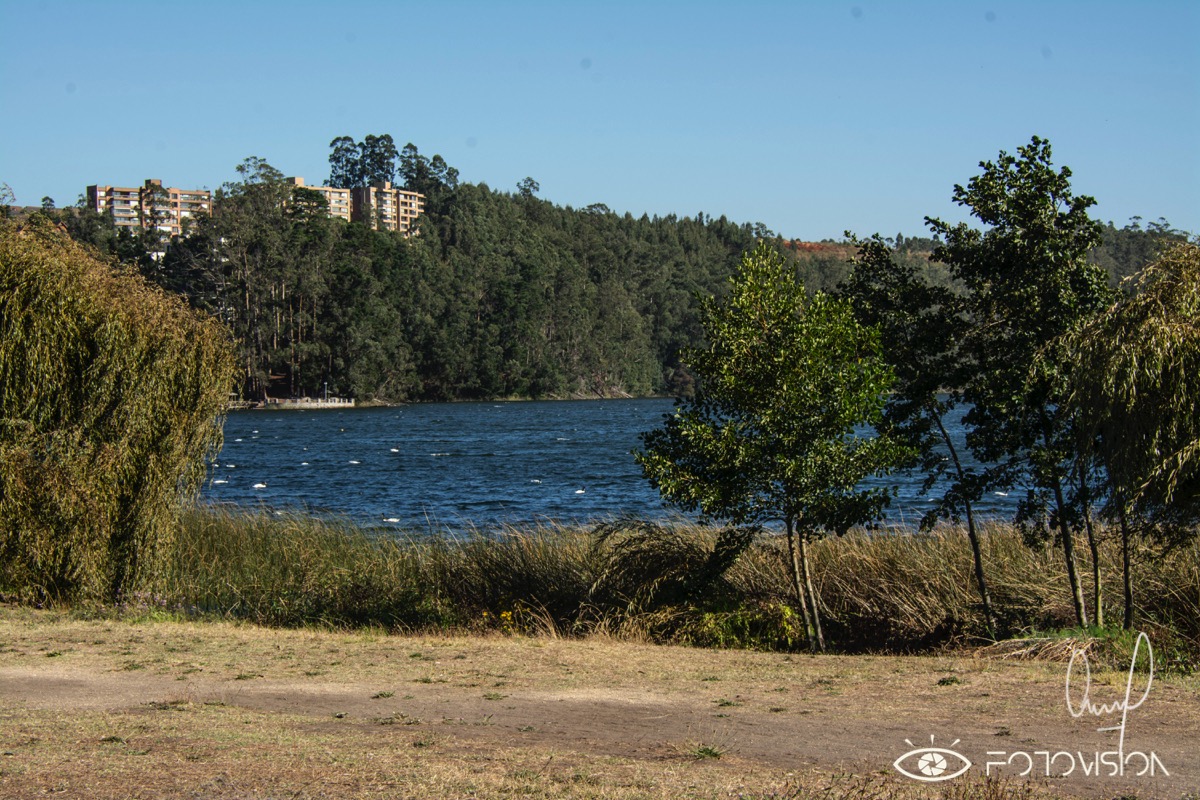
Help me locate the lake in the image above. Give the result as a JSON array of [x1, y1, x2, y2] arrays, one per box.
[[200, 398, 1018, 531]]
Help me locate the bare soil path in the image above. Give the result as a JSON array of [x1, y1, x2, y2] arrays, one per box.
[[1, 608, 1196, 799]]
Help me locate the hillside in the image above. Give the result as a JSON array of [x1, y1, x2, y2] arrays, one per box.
[[23, 160, 1193, 403]]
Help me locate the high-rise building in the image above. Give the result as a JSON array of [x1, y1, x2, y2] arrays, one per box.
[[350, 181, 424, 234], [286, 177, 352, 222], [86, 179, 211, 237]]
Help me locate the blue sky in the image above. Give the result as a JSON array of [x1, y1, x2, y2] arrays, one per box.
[[2, 0, 1196, 240]]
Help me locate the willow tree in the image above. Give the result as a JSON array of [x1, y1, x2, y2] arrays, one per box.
[[636, 242, 907, 651], [0, 215, 235, 602], [1062, 242, 1200, 628]]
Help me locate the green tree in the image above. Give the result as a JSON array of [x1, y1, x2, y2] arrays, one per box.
[[289, 186, 330, 219], [328, 134, 400, 188], [327, 135, 363, 188], [65, 149, 763, 404], [517, 177, 540, 199], [841, 234, 998, 637], [636, 242, 907, 651], [61, 203, 118, 255], [399, 143, 458, 200], [361, 133, 398, 186], [429, 154, 459, 190], [1061, 242, 1200, 628], [926, 136, 1116, 628], [1092, 217, 1193, 288]]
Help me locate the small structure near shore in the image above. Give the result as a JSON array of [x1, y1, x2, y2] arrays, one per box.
[[263, 397, 355, 410], [228, 396, 355, 410]]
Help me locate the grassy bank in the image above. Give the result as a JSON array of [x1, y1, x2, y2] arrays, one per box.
[[136, 508, 1200, 668]]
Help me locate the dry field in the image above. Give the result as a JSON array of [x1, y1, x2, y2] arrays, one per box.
[[1, 608, 1197, 799]]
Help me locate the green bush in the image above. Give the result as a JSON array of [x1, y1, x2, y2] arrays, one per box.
[[677, 602, 804, 650], [0, 216, 235, 603]]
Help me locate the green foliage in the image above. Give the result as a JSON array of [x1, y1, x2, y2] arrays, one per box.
[[637, 242, 908, 650], [1065, 242, 1200, 539], [1091, 217, 1195, 289], [840, 234, 999, 636], [0, 216, 235, 603], [110, 157, 757, 402], [637, 242, 905, 534], [65, 138, 1183, 407], [396, 142, 460, 200], [926, 135, 1117, 628], [327, 134, 401, 189], [843, 140, 1199, 636], [926, 136, 1113, 471], [678, 602, 803, 650], [841, 235, 975, 520]]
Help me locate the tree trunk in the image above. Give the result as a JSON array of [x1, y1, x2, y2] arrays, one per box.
[[1117, 495, 1134, 630], [1077, 463, 1103, 628], [933, 407, 997, 638], [1042, 415, 1088, 628], [786, 517, 816, 652], [798, 531, 826, 652], [1052, 475, 1089, 628]]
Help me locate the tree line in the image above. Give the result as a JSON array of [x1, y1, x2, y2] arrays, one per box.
[[7, 137, 1198, 635], [33, 135, 1191, 407], [50, 141, 762, 402], [637, 136, 1200, 649]]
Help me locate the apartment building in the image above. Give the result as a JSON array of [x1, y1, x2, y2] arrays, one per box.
[[87, 176, 423, 237], [350, 181, 424, 234], [286, 177, 351, 222], [86, 179, 211, 237]]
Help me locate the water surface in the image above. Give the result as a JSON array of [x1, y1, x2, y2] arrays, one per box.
[[201, 399, 1017, 531]]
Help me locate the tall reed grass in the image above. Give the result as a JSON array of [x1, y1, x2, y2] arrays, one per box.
[[157, 507, 1199, 663]]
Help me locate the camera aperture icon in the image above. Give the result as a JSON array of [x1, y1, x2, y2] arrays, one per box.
[[893, 736, 972, 782], [917, 750, 950, 775]]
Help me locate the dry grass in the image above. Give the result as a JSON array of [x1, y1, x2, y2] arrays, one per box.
[[6, 608, 1174, 799], [143, 508, 1200, 670]]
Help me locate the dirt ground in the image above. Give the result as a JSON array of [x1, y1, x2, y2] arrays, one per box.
[[0, 607, 1197, 799]]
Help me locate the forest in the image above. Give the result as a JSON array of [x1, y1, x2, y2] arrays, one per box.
[[38, 136, 1195, 403]]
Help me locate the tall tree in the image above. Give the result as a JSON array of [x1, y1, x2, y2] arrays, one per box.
[[841, 234, 997, 637], [361, 134, 398, 185], [327, 136, 363, 188], [399, 143, 458, 200], [430, 154, 459, 190], [517, 177, 540, 199], [398, 142, 432, 194], [636, 242, 907, 651], [926, 136, 1116, 628]]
